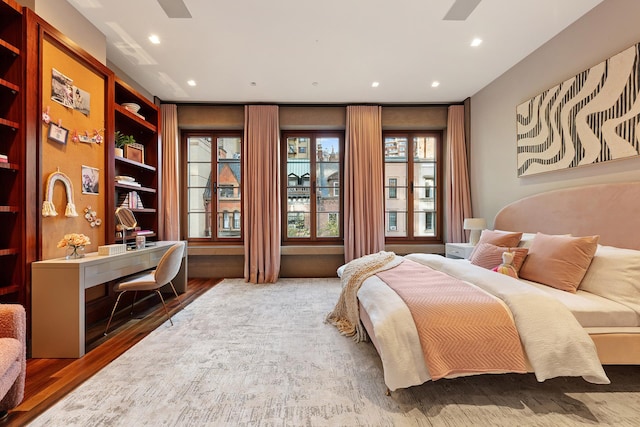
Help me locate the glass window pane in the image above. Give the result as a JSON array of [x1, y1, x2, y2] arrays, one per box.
[[385, 137, 408, 161], [287, 137, 310, 159], [414, 162, 436, 183], [187, 212, 210, 238], [188, 163, 211, 187], [317, 212, 339, 237], [217, 212, 241, 238], [188, 188, 209, 212], [414, 211, 436, 237], [385, 163, 407, 184], [316, 190, 340, 212], [287, 197, 310, 212], [188, 136, 212, 161], [217, 137, 241, 160], [287, 161, 310, 183], [386, 189, 407, 212], [414, 136, 436, 161], [386, 211, 407, 237], [414, 190, 436, 211], [287, 212, 310, 237], [316, 162, 339, 183], [316, 137, 340, 161]]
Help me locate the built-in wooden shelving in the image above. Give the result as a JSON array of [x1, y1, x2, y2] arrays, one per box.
[[111, 77, 162, 243], [0, 0, 24, 303]]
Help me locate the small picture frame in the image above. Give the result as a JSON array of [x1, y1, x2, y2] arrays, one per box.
[[125, 145, 144, 163], [48, 123, 69, 144], [81, 165, 99, 195]]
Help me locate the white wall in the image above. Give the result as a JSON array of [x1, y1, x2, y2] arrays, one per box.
[[470, 0, 640, 227], [17, 0, 107, 64]]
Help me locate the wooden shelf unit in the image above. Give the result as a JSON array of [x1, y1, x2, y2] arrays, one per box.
[[111, 77, 162, 243], [0, 0, 24, 303]]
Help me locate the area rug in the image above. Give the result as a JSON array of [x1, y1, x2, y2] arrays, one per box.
[[29, 278, 640, 426]]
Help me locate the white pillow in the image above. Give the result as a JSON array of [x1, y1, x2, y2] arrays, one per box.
[[517, 233, 537, 249], [579, 245, 640, 314]]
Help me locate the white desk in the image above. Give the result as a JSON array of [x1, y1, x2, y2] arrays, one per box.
[[31, 241, 187, 358]]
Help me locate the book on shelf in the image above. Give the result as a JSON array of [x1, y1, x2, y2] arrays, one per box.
[[118, 191, 145, 209], [117, 180, 141, 187], [135, 230, 154, 236], [0, 154, 8, 163]]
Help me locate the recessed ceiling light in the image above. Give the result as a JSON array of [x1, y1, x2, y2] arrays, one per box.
[[187, 80, 196, 87], [250, 82, 257, 87], [471, 38, 482, 47], [431, 81, 440, 88], [312, 82, 319, 86], [371, 81, 380, 88], [148, 34, 161, 44]]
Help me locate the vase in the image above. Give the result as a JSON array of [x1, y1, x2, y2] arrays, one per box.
[[66, 245, 85, 259]]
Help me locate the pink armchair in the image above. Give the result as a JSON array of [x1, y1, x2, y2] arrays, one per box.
[[0, 304, 26, 419]]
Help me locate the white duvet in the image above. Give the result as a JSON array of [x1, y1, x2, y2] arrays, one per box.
[[356, 254, 610, 391]]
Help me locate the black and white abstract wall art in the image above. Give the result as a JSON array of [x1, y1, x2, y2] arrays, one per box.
[[516, 42, 640, 177]]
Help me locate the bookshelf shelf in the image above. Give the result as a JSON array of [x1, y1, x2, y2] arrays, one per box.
[[0, 0, 24, 303]]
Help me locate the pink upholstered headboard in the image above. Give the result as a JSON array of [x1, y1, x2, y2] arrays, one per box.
[[494, 182, 640, 250]]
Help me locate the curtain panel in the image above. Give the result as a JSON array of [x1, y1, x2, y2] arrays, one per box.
[[445, 104, 472, 243], [344, 105, 385, 263], [243, 105, 281, 283], [160, 104, 180, 240]]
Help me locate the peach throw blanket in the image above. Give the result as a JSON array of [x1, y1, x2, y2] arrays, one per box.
[[327, 251, 399, 342], [376, 259, 527, 380]]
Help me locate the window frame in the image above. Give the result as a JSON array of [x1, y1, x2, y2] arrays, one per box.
[[383, 130, 443, 244], [281, 131, 344, 244], [182, 130, 243, 244]]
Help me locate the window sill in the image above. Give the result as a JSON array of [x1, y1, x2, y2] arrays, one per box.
[[187, 243, 443, 257]]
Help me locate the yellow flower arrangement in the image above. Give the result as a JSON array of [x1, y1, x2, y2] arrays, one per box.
[[57, 233, 91, 249]]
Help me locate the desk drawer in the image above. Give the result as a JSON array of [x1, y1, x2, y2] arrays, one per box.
[[84, 253, 153, 288]]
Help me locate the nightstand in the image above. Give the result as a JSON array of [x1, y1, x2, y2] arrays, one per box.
[[445, 243, 475, 259]]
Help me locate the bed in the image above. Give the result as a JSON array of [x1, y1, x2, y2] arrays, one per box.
[[330, 182, 640, 392]]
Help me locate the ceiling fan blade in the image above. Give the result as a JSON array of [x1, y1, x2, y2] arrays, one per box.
[[443, 0, 481, 21], [157, 0, 192, 18]]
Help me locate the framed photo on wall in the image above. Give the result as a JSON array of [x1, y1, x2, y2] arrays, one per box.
[[48, 123, 69, 144], [81, 165, 99, 195]]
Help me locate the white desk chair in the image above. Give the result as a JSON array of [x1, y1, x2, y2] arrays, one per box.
[[104, 242, 185, 335]]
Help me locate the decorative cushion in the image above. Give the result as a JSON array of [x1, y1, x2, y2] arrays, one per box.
[[469, 243, 529, 271], [519, 233, 599, 293], [579, 245, 640, 314], [469, 230, 523, 258], [494, 230, 537, 248]]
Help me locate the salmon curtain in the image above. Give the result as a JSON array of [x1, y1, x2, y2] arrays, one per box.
[[344, 105, 385, 263], [160, 104, 180, 240], [243, 105, 281, 283], [446, 104, 473, 243]]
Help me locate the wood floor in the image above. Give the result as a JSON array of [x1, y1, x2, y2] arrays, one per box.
[[4, 278, 221, 427]]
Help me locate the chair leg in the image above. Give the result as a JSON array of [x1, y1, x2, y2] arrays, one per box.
[[168, 280, 185, 310], [130, 291, 139, 314], [154, 290, 174, 326], [104, 291, 127, 335]]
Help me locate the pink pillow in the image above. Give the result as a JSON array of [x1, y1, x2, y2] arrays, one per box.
[[469, 243, 529, 271], [470, 230, 523, 258], [518, 233, 599, 293]]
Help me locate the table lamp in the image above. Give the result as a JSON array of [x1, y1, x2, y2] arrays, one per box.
[[463, 217, 487, 245]]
